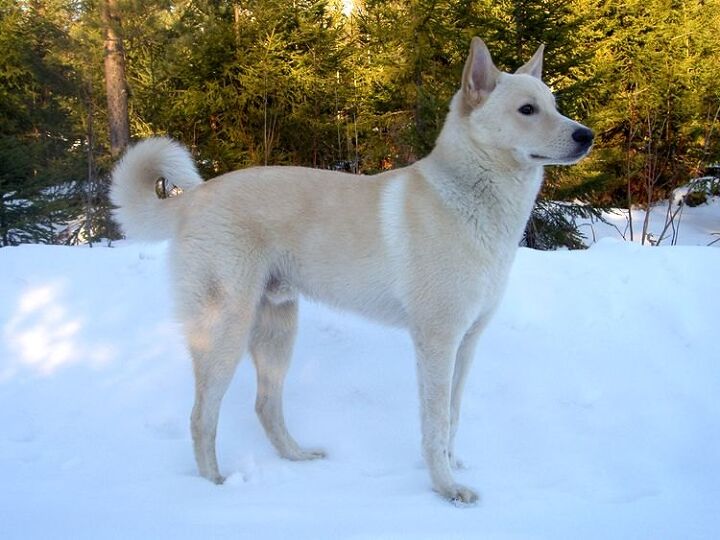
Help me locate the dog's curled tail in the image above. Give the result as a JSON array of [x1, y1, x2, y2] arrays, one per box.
[[110, 137, 202, 241]]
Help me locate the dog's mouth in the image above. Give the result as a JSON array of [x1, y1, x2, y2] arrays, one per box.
[[530, 148, 590, 163]]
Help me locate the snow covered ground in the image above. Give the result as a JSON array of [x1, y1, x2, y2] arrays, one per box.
[[1, 214, 719, 538], [578, 195, 720, 248]]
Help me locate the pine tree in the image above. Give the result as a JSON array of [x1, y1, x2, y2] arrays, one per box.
[[2, 0, 718, 249], [580, 0, 720, 242], [0, 0, 87, 246], [350, 0, 474, 169]]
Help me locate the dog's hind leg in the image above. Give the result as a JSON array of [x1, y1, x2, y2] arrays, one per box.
[[187, 280, 261, 484], [250, 298, 325, 461]]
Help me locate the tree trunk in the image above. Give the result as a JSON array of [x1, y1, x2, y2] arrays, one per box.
[[102, 0, 129, 159]]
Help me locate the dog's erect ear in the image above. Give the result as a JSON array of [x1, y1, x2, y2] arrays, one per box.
[[462, 37, 500, 108], [515, 44, 544, 80]]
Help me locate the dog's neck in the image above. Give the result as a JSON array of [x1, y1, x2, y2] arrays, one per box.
[[419, 96, 544, 243]]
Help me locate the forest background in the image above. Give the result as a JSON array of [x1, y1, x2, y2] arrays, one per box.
[[1, 0, 719, 248]]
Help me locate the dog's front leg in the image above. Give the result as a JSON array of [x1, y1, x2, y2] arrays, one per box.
[[413, 330, 479, 505], [449, 316, 490, 469]]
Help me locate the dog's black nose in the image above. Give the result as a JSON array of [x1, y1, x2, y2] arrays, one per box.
[[572, 127, 594, 147]]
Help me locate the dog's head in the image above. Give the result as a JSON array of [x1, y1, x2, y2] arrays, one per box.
[[458, 37, 593, 168]]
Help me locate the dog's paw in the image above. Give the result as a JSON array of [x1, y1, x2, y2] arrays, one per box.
[[286, 448, 326, 461], [440, 484, 479, 507], [206, 473, 225, 485], [299, 448, 327, 460]]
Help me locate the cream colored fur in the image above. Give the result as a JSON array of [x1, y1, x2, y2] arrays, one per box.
[[110, 38, 592, 505]]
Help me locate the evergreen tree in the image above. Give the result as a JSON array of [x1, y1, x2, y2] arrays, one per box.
[[578, 0, 720, 241], [1, 0, 718, 249], [0, 0, 87, 245]]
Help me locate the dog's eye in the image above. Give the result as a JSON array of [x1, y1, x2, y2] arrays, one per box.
[[518, 104, 536, 115]]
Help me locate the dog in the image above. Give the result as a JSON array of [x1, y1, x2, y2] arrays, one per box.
[[110, 37, 593, 505]]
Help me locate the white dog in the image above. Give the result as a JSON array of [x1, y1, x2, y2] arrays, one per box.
[[110, 38, 593, 504]]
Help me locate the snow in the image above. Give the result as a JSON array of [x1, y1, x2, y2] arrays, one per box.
[[578, 195, 720, 247], [1, 228, 719, 538]]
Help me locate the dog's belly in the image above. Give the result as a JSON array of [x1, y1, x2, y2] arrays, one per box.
[[293, 273, 408, 327]]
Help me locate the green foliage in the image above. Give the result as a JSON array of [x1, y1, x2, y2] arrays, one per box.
[[120, 0, 349, 172], [1, 0, 719, 249], [683, 176, 720, 207], [583, 0, 720, 205], [523, 200, 602, 250], [0, 0, 88, 245]]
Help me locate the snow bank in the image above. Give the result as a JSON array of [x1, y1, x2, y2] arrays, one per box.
[[579, 196, 720, 247], [1, 241, 718, 539]]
